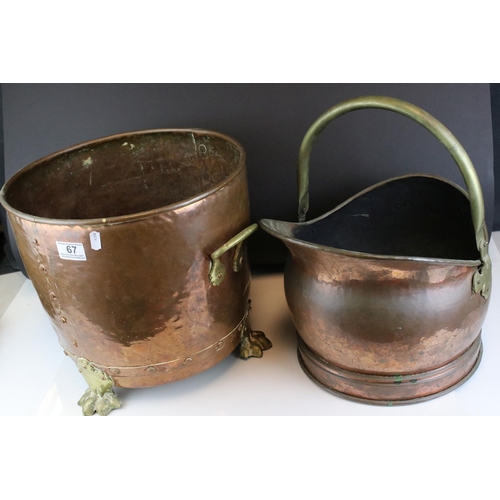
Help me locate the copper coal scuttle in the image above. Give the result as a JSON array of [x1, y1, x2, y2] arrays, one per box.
[[0, 129, 271, 415], [260, 96, 491, 405]]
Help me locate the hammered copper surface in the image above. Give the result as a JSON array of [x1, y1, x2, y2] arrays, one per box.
[[263, 217, 487, 360], [261, 181, 490, 402], [284, 242, 487, 375], [1, 129, 253, 388]]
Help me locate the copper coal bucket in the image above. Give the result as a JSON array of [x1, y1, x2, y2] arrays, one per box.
[[0, 129, 271, 415], [260, 96, 491, 405]]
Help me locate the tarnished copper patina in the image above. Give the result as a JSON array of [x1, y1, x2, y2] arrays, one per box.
[[0, 129, 271, 415], [260, 96, 491, 405]]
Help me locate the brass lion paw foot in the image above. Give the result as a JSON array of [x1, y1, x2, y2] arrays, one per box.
[[238, 299, 272, 360], [240, 330, 272, 360], [76, 357, 122, 416], [250, 330, 272, 351], [78, 388, 122, 416]]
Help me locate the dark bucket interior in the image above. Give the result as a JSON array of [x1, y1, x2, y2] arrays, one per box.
[[5, 131, 242, 220], [294, 176, 480, 261]]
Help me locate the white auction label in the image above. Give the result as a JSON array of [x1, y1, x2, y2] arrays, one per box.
[[90, 231, 102, 250], [56, 241, 87, 261]]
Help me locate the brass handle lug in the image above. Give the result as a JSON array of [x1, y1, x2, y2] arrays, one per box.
[[232, 242, 245, 272], [209, 224, 258, 286], [209, 258, 227, 287]]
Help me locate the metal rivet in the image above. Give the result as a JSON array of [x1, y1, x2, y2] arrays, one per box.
[[215, 341, 225, 351], [110, 368, 120, 374], [199, 144, 207, 154], [146, 366, 157, 373], [60, 317, 67, 324], [183, 357, 193, 366]]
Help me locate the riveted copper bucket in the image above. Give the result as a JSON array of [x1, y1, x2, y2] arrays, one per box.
[[260, 96, 491, 405], [0, 129, 271, 415]]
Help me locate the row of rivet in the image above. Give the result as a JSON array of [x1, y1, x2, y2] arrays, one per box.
[[82, 352, 200, 375], [63, 314, 245, 377], [34, 238, 74, 337]]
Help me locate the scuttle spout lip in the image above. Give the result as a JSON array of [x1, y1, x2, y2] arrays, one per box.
[[258, 217, 482, 266], [258, 218, 298, 240]]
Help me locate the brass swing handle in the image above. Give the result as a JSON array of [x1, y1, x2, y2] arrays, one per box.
[[297, 95, 491, 299], [209, 223, 258, 286]]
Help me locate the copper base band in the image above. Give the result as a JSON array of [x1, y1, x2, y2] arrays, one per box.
[[64, 316, 245, 388], [297, 334, 482, 406]]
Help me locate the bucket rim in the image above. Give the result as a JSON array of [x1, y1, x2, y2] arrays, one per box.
[[259, 173, 483, 267], [0, 128, 246, 227]]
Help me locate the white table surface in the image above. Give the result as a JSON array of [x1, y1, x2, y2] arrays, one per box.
[[1, 236, 500, 416]]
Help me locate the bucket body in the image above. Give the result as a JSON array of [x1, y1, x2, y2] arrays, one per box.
[[285, 243, 488, 403], [1, 129, 253, 388]]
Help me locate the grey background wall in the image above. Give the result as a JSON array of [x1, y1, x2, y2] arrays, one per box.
[[0, 84, 494, 273]]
